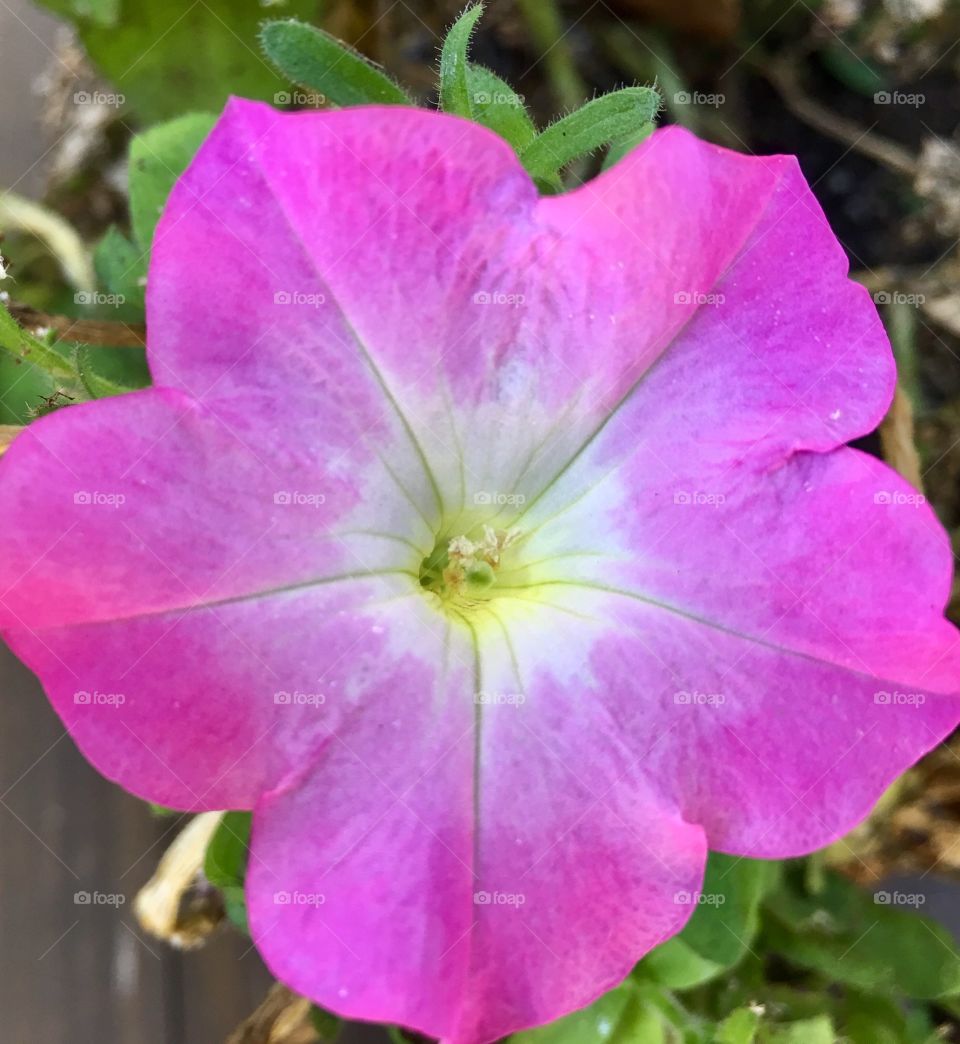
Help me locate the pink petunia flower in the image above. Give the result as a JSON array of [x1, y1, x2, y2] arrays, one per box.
[[1, 99, 958, 1042]]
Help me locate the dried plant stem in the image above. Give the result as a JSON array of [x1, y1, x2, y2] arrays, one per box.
[[755, 58, 919, 179], [880, 384, 924, 492], [0, 424, 23, 457], [226, 984, 317, 1044], [0, 191, 96, 292], [8, 303, 146, 347], [134, 811, 225, 949]]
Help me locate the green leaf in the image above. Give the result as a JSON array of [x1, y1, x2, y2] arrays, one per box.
[[466, 65, 538, 153], [147, 802, 178, 817], [0, 301, 73, 380], [0, 353, 55, 424], [715, 1007, 760, 1044], [641, 854, 776, 988], [310, 1005, 341, 1040], [837, 989, 912, 1044], [221, 884, 249, 934], [769, 1015, 835, 1044], [510, 982, 661, 1043], [641, 937, 723, 991], [129, 113, 217, 254], [204, 811, 252, 890], [93, 226, 146, 315], [260, 19, 413, 108], [206, 812, 253, 935], [683, 855, 777, 966], [764, 870, 960, 1000], [37, 0, 319, 122], [818, 40, 887, 97], [519, 87, 661, 186], [439, 4, 484, 118], [71, 344, 138, 399]]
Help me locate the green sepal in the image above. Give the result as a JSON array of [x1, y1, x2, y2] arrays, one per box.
[[260, 19, 413, 108], [467, 65, 538, 154], [519, 87, 661, 187], [439, 4, 485, 117]]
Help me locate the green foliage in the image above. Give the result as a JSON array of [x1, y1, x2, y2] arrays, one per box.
[[439, 4, 485, 118], [310, 1005, 342, 1040], [641, 854, 776, 989], [0, 301, 72, 380], [497, 859, 960, 1041], [768, 1015, 835, 1043], [466, 65, 538, 152], [129, 113, 217, 254], [71, 344, 137, 399], [518, 87, 661, 188], [260, 19, 412, 107], [716, 1006, 761, 1043], [818, 40, 887, 96], [0, 338, 57, 424], [204, 810, 251, 889], [436, 7, 540, 162], [38, 0, 319, 122], [511, 981, 659, 1043], [763, 870, 960, 999], [204, 811, 252, 934], [93, 226, 145, 315]]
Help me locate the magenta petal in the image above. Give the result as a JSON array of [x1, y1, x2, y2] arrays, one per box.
[[248, 685, 705, 1042], [0, 98, 957, 1044]]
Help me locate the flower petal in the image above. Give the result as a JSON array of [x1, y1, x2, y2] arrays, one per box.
[[0, 384, 435, 808], [0, 387, 426, 632], [147, 103, 809, 511], [247, 644, 705, 1041]]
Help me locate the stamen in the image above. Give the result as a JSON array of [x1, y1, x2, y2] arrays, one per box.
[[419, 526, 519, 606]]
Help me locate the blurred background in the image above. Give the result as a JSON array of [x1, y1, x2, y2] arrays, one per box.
[[2, 0, 960, 1041]]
